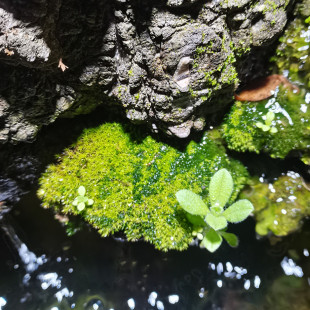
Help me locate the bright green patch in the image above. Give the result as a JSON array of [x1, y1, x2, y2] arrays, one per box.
[[38, 123, 248, 251]]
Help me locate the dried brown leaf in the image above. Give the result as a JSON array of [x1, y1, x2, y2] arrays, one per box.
[[234, 74, 299, 102]]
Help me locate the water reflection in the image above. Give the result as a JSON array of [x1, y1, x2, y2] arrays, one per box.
[[0, 297, 7, 310], [0, 192, 309, 309]]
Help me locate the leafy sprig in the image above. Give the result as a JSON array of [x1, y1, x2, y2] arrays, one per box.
[[256, 111, 278, 133], [72, 186, 94, 211], [176, 169, 253, 252]]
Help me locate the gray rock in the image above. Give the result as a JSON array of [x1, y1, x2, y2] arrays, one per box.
[[0, 0, 295, 142]]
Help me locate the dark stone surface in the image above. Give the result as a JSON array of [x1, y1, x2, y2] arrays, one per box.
[[0, 0, 294, 142]]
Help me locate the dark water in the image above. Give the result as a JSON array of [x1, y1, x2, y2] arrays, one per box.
[[0, 189, 309, 310], [0, 105, 309, 310]]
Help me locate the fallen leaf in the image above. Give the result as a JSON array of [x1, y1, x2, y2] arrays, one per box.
[[234, 74, 299, 102], [58, 58, 68, 72], [4, 48, 14, 56]]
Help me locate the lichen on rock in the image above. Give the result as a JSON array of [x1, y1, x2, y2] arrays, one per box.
[[38, 122, 248, 251], [240, 172, 310, 236]]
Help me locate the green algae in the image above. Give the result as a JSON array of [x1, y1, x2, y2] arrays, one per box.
[[240, 173, 310, 236], [223, 87, 310, 158], [38, 122, 248, 251]]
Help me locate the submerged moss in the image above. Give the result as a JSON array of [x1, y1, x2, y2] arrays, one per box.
[[38, 123, 248, 251], [241, 173, 310, 236], [263, 276, 310, 310]]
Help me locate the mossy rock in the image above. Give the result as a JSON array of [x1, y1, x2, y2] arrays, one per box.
[[272, 12, 310, 88], [223, 86, 310, 158], [223, 9, 310, 159], [38, 123, 248, 251], [240, 174, 310, 236]]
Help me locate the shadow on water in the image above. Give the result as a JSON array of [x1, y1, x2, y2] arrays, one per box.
[[0, 189, 309, 310]]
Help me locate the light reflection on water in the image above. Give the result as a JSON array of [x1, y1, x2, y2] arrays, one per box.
[[0, 192, 309, 310]]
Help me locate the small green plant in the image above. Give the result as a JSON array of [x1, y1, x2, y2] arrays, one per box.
[[175, 169, 254, 252], [72, 186, 93, 211], [256, 111, 278, 133]]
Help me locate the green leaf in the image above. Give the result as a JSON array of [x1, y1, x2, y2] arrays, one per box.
[[220, 231, 239, 247], [72, 199, 78, 206], [265, 119, 272, 126], [186, 213, 205, 226], [265, 111, 275, 125], [262, 124, 270, 131], [205, 213, 227, 231], [77, 196, 88, 203], [222, 199, 254, 223], [210, 205, 223, 215], [209, 168, 233, 209], [78, 186, 86, 196], [77, 202, 85, 211], [270, 127, 278, 133], [306, 16, 310, 24], [176, 190, 209, 216], [202, 229, 223, 252], [87, 199, 94, 206], [256, 122, 263, 128]]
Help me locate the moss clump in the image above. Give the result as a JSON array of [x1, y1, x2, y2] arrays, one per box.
[[240, 174, 310, 236], [271, 14, 310, 87], [224, 9, 310, 159], [223, 88, 310, 158], [38, 123, 248, 251]]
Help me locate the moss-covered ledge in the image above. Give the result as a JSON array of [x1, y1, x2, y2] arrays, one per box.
[[222, 9, 310, 159], [38, 122, 248, 251], [223, 88, 310, 158]]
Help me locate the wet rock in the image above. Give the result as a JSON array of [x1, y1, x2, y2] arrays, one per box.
[[0, 0, 294, 141]]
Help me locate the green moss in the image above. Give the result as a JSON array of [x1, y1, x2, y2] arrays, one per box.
[[230, 40, 251, 58], [204, 51, 238, 88], [224, 9, 310, 159], [38, 122, 248, 251], [241, 174, 310, 236], [271, 13, 310, 87], [223, 88, 310, 158], [193, 40, 214, 69]]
